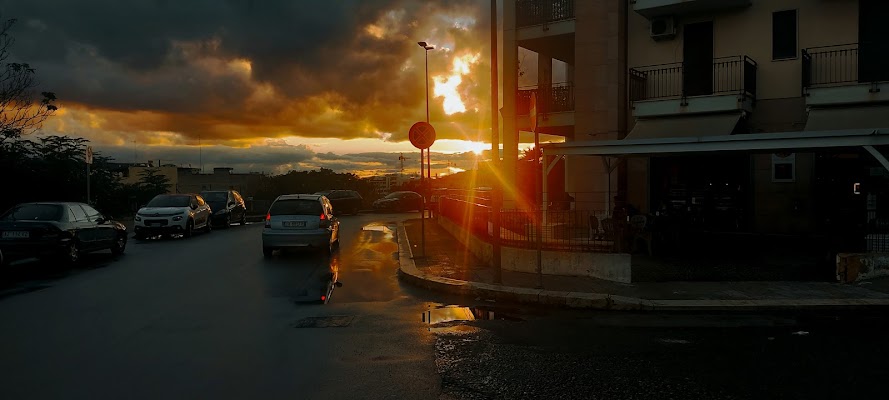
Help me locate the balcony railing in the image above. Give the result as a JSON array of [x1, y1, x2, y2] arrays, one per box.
[[629, 55, 757, 102], [802, 44, 862, 89], [517, 83, 575, 115], [516, 0, 575, 29]]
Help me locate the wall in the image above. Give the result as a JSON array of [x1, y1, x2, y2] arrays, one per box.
[[177, 170, 264, 197], [122, 166, 179, 190], [752, 152, 816, 233], [438, 216, 633, 283]]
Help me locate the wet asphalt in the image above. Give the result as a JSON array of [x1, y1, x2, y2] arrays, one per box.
[[1, 213, 889, 399]]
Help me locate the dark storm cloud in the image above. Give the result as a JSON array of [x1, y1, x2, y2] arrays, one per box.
[[3, 0, 492, 142]]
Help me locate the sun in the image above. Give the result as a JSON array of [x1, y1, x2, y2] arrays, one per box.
[[462, 141, 487, 155]]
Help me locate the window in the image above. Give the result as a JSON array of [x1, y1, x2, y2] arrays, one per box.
[[772, 10, 797, 60], [772, 153, 796, 182], [81, 205, 103, 221], [269, 199, 324, 216], [69, 205, 88, 222]]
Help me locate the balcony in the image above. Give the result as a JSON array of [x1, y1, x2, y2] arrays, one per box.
[[516, 0, 575, 28], [629, 55, 757, 118], [802, 43, 889, 107], [515, 0, 575, 48], [633, 0, 751, 19], [515, 83, 575, 134]]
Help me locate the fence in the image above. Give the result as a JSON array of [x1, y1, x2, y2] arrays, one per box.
[[516, 0, 575, 28], [802, 44, 859, 88], [516, 83, 575, 115], [629, 55, 757, 101], [438, 193, 621, 253]]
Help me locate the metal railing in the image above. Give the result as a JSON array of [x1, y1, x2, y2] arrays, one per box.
[[516, 83, 575, 115], [802, 44, 859, 88], [438, 193, 622, 253], [516, 0, 575, 28], [629, 55, 757, 101]]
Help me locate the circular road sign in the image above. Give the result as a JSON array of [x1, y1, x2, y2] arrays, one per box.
[[409, 121, 436, 150]]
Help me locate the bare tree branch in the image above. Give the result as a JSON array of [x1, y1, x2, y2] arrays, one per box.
[[0, 18, 58, 144]]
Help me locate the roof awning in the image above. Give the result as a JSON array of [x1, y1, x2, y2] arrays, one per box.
[[624, 113, 742, 140], [805, 105, 889, 131], [542, 129, 889, 156]]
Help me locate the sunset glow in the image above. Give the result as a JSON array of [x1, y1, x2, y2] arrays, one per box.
[[433, 53, 480, 115]]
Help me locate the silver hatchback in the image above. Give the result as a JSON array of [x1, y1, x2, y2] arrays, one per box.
[[262, 194, 339, 257]]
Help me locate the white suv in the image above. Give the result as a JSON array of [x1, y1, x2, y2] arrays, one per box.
[[134, 194, 212, 239]]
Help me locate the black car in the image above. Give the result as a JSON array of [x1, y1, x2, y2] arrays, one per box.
[[0, 202, 128, 266], [201, 190, 247, 228], [372, 191, 423, 212], [314, 190, 363, 215]]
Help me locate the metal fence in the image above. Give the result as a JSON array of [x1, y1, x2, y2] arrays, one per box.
[[438, 193, 621, 253], [516, 0, 575, 28], [629, 55, 757, 101], [516, 83, 575, 115], [802, 43, 859, 88]]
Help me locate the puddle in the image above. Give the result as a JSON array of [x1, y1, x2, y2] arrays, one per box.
[[422, 305, 524, 325]]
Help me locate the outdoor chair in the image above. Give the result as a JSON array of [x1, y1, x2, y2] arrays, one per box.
[[629, 214, 653, 256]]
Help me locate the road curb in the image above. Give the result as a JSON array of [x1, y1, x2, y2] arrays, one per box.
[[395, 222, 889, 311]]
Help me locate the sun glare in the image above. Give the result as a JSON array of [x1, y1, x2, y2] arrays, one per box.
[[433, 53, 480, 115], [462, 141, 487, 155]]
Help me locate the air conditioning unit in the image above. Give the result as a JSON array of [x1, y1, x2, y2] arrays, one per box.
[[649, 16, 677, 41]]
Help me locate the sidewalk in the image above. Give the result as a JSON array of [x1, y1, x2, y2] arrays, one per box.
[[398, 218, 889, 311]]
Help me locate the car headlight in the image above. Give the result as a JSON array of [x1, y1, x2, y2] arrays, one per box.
[[172, 216, 183, 221], [134, 216, 142, 222]]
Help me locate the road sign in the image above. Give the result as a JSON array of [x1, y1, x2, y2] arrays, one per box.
[[409, 121, 436, 150], [86, 146, 94, 165], [529, 92, 537, 132]]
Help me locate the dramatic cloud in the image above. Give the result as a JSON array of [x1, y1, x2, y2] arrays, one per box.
[[5, 0, 497, 150]]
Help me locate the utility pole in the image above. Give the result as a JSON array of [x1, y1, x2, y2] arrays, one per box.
[[491, 0, 502, 284]]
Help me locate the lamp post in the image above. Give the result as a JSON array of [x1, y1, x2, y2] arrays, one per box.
[[418, 42, 435, 182]]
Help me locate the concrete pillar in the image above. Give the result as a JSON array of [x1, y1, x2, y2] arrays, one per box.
[[566, 63, 575, 86], [538, 53, 552, 93], [502, 0, 519, 205], [566, 0, 628, 213]]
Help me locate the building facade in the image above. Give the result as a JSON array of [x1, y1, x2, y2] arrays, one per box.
[[505, 0, 889, 251]]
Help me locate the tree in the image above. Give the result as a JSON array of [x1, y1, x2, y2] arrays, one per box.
[[137, 168, 171, 199], [0, 18, 58, 143]]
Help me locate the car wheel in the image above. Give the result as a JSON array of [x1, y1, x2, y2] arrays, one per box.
[[111, 235, 126, 256], [240, 212, 247, 225], [184, 220, 194, 238], [224, 215, 231, 229], [263, 247, 274, 258], [204, 219, 212, 233]]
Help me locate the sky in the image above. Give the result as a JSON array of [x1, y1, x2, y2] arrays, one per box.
[[1, 0, 542, 177]]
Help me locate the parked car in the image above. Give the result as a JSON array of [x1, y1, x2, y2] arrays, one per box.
[[262, 194, 339, 257], [314, 190, 363, 215], [134, 194, 212, 239], [372, 191, 423, 212], [201, 190, 247, 228], [0, 202, 128, 266]]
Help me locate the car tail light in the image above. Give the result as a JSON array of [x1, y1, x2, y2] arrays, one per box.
[[264, 213, 271, 228], [319, 213, 329, 228]]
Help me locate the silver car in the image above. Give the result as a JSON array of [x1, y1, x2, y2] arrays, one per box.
[[262, 194, 340, 257]]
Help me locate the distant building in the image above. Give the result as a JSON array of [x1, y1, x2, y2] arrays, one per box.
[[177, 167, 265, 198], [367, 173, 419, 195]]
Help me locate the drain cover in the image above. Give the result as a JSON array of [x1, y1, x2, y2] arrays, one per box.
[[292, 315, 354, 328]]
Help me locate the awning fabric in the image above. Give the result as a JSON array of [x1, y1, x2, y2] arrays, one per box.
[[805, 105, 889, 131], [624, 113, 742, 140]]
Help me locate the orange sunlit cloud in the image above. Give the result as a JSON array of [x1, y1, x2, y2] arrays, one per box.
[[433, 53, 481, 115]]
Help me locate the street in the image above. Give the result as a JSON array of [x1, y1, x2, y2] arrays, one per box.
[[1, 213, 889, 399]]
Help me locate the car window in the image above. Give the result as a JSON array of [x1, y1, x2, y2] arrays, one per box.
[[269, 199, 324, 216], [1, 204, 64, 221], [201, 191, 228, 202], [69, 205, 88, 222], [147, 195, 191, 208], [81, 204, 103, 221]]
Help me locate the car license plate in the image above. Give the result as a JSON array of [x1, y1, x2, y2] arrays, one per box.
[[284, 221, 306, 227], [1, 231, 29, 239]]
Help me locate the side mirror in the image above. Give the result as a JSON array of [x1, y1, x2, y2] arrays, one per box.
[[190, 204, 198, 210], [335, 281, 343, 288], [228, 201, 235, 207], [95, 217, 106, 224]]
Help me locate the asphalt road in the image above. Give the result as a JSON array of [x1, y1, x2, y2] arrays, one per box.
[[2, 214, 889, 399]]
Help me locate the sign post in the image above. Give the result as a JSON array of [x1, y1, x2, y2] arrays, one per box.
[[409, 121, 436, 258], [530, 93, 543, 289], [85, 146, 93, 205]]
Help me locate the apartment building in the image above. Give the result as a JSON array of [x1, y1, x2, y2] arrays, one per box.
[[506, 0, 889, 252]]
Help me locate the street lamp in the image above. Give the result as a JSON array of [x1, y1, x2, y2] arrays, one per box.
[[418, 41, 434, 181]]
